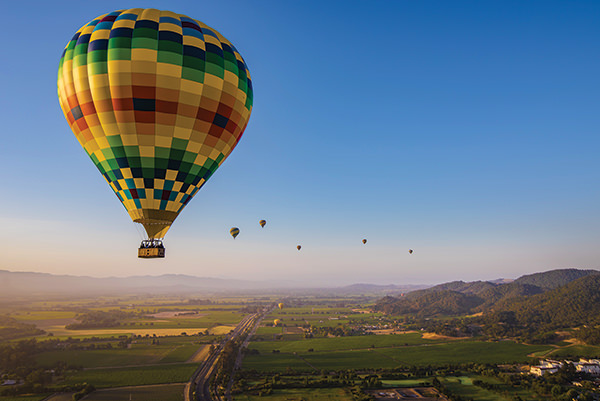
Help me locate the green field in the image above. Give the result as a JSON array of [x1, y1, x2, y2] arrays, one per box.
[[81, 383, 184, 401], [234, 387, 353, 401], [0, 396, 49, 401], [546, 344, 600, 358], [441, 376, 508, 401], [249, 332, 441, 354], [440, 375, 539, 401], [243, 340, 551, 372], [58, 363, 197, 388], [36, 339, 201, 368], [9, 311, 78, 321], [381, 379, 430, 387]]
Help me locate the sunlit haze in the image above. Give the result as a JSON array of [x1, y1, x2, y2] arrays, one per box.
[[1, 1, 598, 286]]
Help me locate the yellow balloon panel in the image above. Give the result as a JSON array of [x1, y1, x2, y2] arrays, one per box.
[[57, 9, 253, 238]]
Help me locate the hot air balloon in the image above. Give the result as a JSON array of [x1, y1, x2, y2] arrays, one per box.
[[259, 219, 266, 228], [297, 245, 301, 251], [273, 319, 281, 326], [230, 227, 240, 239], [57, 9, 253, 258], [362, 239, 367, 244], [278, 302, 284, 309], [408, 249, 413, 254]]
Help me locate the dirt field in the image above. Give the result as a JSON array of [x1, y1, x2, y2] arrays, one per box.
[[421, 333, 469, 340]]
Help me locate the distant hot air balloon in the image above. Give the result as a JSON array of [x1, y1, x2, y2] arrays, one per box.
[[273, 319, 281, 326], [362, 239, 367, 244], [57, 9, 253, 258], [230, 227, 240, 239], [278, 302, 284, 309], [259, 220, 266, 228], [408, 249, 413, 254], [297, 245, 301, 251]]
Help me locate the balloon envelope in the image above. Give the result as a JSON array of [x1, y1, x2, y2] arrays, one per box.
[[230, 227, 240, 239], [57, 9, 253, 239], [408, 249, 413, 254], [273, 319, 281, 326], [278, 302, 284, 309], [362, 239, 367, 244], [297, 245, 301, 251], [259, 219, 266, 228]]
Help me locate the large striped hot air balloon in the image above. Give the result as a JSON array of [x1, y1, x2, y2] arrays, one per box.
[[57, 9, 253, 258]]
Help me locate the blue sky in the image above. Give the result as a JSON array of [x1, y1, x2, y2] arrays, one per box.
[[0, 1, 599, 285]]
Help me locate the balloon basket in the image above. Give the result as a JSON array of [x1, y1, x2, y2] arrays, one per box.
[[138, 240, 165, 258]]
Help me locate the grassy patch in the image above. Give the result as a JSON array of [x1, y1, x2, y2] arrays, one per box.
[[81, 383, 184, 401], [243, 340, 550, 372], [248, 332, 440, 354], [381, 379, 431, 387], [57, 363, 196, 388], [0, 396, 50, 401], [159, 343, 200, 363], [548, 344, 600, 358], [234, 387, 352, 401]]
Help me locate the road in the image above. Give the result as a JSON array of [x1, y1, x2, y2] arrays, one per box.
[[185, 310, 267, 401]]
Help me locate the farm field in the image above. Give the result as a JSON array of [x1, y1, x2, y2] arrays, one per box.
[[242, 340, 552, 372], [6, 304, 245, 340], [250, 332, 445, 353], [233, 387, 353, 401], [42, 394, 73, 401], [58, 363, 196, 388], [440, 375, 539, 401], [0, 396, 49, 401], [80, 383, 185, 401], [545, 344, 600, 359]]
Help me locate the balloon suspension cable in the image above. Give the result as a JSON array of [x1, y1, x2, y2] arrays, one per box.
[[134, 222, 146, 241]]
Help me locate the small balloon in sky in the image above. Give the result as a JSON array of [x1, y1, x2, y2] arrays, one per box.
[[259, 220, 266, 228], [409, 249, 413, 254], [362, 239, 367, 244], [297, 245, 301, 251], [230, 227, 240, 239]]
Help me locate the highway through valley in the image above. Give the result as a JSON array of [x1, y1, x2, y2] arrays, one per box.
[[184, 310, 268, 401]]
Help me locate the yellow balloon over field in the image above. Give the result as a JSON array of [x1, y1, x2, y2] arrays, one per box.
[[278, 302, 284, 309], [273, 319, 281, 326], [57, 9, 253, 244]]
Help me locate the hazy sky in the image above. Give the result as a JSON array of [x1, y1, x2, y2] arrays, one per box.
[[0, 1, 599, 285]]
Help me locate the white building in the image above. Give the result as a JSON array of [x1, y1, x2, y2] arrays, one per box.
[[575, 362, 600, 376], [530, 365, 559, 376]]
